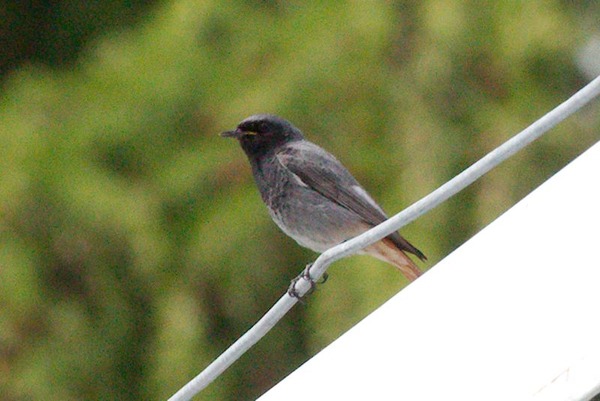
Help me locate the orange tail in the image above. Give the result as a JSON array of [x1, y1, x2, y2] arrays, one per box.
[[365, 239, 423, 282]]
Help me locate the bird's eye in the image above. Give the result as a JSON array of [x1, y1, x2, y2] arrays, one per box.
[[258, 122, 269, 133]]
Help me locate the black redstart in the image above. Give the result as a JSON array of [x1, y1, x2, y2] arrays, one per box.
[[221, 114, 426, 282]]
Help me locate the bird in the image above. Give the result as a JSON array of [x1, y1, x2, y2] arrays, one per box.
[[221, 114, 426, 282]]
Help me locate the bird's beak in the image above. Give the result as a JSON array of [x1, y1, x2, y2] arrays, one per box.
[[221, 128, 244, 139], [220, 129, 241, 139]]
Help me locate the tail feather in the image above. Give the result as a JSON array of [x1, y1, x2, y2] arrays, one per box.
[[365, 239, 423, 282], [388, 232, 427, 261]]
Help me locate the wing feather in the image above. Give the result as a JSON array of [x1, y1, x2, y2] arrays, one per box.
[[277, 142, 426, 260]]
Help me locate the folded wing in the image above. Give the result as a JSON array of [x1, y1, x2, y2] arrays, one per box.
[[277, 141, 426, 261]]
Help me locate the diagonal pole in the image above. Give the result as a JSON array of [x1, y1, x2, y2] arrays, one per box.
[[168, 75, 600, 401]]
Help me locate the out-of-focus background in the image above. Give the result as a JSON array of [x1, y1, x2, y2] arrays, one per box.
[[1, 1, 599, 400]]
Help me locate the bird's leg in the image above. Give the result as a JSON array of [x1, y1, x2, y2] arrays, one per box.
[[288, 264, 315, 301], [288, 263, 330, 301], [302, 262, 329, 284]]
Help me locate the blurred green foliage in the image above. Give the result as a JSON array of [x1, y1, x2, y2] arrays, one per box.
[[1, 1, 598, 400]]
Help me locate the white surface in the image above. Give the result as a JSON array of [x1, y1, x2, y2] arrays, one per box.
[[258, 141, 600, 401]]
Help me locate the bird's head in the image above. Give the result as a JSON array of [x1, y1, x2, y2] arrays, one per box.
[[220, 114, 304, 158]]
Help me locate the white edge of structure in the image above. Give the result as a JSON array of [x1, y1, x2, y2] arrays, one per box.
[[257, 140, 600, 401]]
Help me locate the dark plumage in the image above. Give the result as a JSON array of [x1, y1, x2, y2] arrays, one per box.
[[221, 114, 425, 281]]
